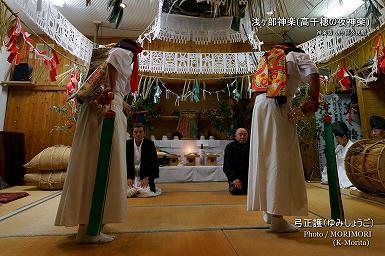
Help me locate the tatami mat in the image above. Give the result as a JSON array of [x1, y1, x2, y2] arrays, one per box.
[[224, 226, 385, 256], [307, 185, 385, 223], [0, 186, 60, 218], [0, 231, 237, 256], [1, 182, 385, 256], [0, 227, 383, 256], [156, 182, 228, 192], [0, 194, 272, 237], [0, 183, 319, 237], [0, 196, 75, 237], [127, 190, 245, 207]]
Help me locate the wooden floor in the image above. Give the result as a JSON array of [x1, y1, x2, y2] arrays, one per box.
[[1, 182, 385, 255]]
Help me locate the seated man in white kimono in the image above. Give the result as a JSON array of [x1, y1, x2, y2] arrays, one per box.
[[370, 115, 385, 141], [321, 121, 353, 188], [126, 123, 161, 197]]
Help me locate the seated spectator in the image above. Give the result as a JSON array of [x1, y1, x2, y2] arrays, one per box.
[[223, 128, 250, 195], [126, 123, 161, 197], [370, 115, 385, 140], [321, 121, 353, 188]]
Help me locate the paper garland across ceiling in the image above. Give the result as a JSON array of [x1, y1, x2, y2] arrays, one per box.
[[139, 50, 264, 74]]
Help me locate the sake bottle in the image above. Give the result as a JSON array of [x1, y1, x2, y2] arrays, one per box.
[[199, 144, 205, 165]]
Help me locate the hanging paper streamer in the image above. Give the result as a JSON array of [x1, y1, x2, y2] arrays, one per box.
[[193, 79, 200, 103], [6, 17, 60, 81], [191, 122, 199, 138], [144, 77, 156, 99], [137, 75, 253, 104], [6, 17, 22, 64], [181, 80, 187, 101], [185, 91, 193, 100], [165, 88, 170, 99], [227, 84, 231, 96], [202, 81, 206, 101], [336, 61, 351, 91], [232, 78, 240, 101], [153, 78, 162, 103], [178, 114, 188, 137], [138, 75, 143, 94], [373, 33, 385, 75], [240, 77, 244, 99], [247, 75, 252, 98], [66, 72, 78, 97], [56, 62, 77, 85], [190, 85, 194, 102], [49, 50, 60, 82], [232, 88, 240, 101], [63, 70, 79, 126], [140, 76, 147, 97], [142, 77, 150, 99], [185, 80, 191, 101], [142, 76, 148, 97], [175, 96, 180, 106]]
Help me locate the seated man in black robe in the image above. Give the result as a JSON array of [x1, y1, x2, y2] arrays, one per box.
[[126, 123, 161, 197], [223, 128, 250, 195]]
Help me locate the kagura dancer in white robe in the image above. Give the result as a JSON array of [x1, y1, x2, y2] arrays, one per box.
[[56, 39, 140, 243], [247, 48, 320, 233]]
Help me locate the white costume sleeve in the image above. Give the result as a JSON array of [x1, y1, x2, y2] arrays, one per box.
[[286, 52, 319, 82], [106, 48, 133, 79]]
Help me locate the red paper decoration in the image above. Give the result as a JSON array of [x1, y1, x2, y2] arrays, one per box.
[[336, 62, 351, 91], [373, 34, 385, 75], [5, 17, 60, 82]]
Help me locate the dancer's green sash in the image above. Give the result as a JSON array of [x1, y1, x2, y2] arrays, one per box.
[[324, 115, 345, 221], [87, 110, 115, 235]]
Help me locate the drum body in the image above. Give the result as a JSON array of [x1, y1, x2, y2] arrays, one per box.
[[345, 140, 385, 194]]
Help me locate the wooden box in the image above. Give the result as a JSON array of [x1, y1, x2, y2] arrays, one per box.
[[206, 154, 219, 166], [185, 153, 198, 166], [168, 156, 179, 166]]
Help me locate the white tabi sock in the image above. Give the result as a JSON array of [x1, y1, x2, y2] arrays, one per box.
[[271, 216, 299, 233], [76, 224, 115, 244], [262, 211, 272, 224]]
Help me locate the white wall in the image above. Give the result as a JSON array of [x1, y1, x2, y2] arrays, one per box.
[[0, 46, 11, 131]]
